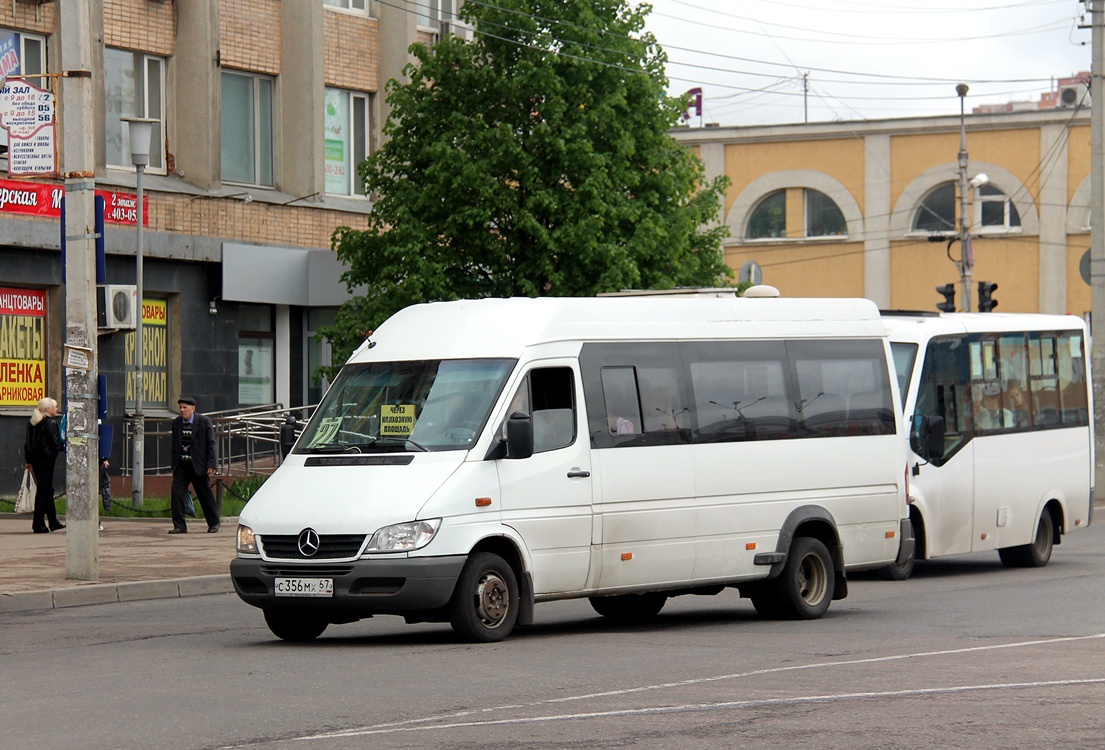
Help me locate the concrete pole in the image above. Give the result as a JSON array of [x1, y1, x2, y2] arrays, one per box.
[[957, 83, 973, 312], [1090, 0, 1105, 502], [59, 0, 99, 580]]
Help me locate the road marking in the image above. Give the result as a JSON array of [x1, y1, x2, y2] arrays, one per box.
[[218, 632, 1105, 747]]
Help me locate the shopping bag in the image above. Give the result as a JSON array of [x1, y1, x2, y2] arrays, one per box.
[[184, 490, 195, 518], [15, 468, 36, 514]]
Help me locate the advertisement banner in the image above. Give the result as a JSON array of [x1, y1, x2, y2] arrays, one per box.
[[0, 178, 148, 225], [0, 287, 47, 407], [124, 299, 168, 410], [0, 79, 57, 176]]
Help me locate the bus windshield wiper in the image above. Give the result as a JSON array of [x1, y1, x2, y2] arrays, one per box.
[[374, 436, 428, 452]]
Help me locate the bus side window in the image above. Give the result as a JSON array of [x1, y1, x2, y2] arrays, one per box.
[[503, 368, 577, 453]]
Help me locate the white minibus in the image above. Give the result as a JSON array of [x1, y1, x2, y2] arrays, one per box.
[[882, 311, 1094, 579], [231, 295, 912, 642]]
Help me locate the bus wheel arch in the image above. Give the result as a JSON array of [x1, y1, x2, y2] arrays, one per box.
[[998, 503, 1057, 569]]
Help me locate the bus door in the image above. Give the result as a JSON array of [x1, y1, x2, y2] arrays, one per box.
[[910, 336, 975, 557], [496, 363, 593, 595]]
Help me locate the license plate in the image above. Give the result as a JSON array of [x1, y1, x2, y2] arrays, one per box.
[[274, 577, 334, 597]]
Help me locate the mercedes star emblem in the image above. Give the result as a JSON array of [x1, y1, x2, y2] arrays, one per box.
[[297, 528, 321, 557]]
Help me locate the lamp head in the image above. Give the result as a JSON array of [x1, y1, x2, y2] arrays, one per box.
[[122, 117, 158, 168], [969, 173, 989, 189], [956, 83, 969, 98]]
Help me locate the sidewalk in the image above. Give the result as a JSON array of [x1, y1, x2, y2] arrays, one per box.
[[0, 513, 237, 613]]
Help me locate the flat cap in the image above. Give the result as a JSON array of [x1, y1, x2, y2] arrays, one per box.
[[177, 396, 196, 406]]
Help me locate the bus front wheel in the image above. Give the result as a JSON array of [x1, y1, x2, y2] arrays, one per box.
[[449, 552, 519, 642], [999, 509, 1054, 568], [264, 609, 328, 642]]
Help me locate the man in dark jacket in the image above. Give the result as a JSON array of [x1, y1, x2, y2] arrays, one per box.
[[169, 396, 220, 533]]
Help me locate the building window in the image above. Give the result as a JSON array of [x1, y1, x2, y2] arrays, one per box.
[[324, 0, 374, 13], [416, 0, 455, 28], [912, 181, 1021, 235], [976, 184, 1022, 232], [746, 189, 786, 239], [912, 182, 956, 233], [324, 89, 371, 196], [239, 305, 275, 406], [805, 189, 846, 237], [0, 30, 47, 158], [105, 49, 165, 173], [306, 308, 337, 405], [221, 71, 274, 186]]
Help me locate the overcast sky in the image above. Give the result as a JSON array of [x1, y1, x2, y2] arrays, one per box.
[[637, 0, 1092, 127]]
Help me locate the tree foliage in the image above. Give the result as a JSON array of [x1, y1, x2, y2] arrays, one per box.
[[323, 0, 731, 365]]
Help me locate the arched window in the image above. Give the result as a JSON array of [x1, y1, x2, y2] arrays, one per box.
[[806, 189, 846, 237], [912, 181, 1022, 234], [746, 190, 786, 239], [912, 183, 956, 233], [976, 185, 1022, 231]]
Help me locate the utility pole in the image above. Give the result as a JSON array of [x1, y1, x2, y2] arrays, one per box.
[[1090, 0, 1105, 502], [956, 83, 974, 312], [59, 0, 99, 580]]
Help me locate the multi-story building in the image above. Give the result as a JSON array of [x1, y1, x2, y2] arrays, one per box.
[[673, 105, 1093, 317], [1, 0, 460, 493]]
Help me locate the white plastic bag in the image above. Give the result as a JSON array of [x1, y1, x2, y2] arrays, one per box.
[[15, 468, 36, 514]]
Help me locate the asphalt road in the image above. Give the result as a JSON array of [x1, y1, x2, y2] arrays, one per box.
[[3, 521, 1104, 750]]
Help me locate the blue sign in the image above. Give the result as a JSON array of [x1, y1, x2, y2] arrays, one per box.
[[0, 33, 19, 80]]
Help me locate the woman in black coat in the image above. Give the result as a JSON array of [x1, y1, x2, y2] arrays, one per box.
[[24, 397, 65, 533]]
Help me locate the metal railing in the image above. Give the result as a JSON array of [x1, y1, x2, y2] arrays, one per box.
[[121, 403, 316, 479]]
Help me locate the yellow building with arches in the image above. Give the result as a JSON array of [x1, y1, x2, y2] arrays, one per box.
[[673, 109, 1092, 316]]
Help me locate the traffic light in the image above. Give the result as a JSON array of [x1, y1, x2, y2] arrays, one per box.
[[977, 281, 998, 313], [936, 283, 956, 313]]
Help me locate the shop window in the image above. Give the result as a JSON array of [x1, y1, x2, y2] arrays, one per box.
[[239, 305, 275, 406]]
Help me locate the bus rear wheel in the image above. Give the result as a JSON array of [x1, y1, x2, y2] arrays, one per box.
[[751, 537, 834, 620], [999, 509, 1054, 568]]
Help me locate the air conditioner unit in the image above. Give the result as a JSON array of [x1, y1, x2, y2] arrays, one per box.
[[97, 285, 138, 329], [1058, 84, 1089, 108], [439, 19, 474, 41]]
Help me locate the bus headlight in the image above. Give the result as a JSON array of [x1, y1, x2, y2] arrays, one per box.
[[237, 524, 257, 554], [365, 519, 442, 552]]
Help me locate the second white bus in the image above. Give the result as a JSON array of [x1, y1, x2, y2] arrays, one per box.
[[882, 311, 1094, 579]]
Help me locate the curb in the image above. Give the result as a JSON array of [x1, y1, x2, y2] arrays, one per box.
[[0, 575, 234, 614]]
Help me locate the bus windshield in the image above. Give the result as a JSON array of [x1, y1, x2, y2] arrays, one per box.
[[296, 359, 516, 453]]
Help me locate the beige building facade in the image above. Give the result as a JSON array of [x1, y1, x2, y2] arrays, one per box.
[[0, 0, 458, 491]]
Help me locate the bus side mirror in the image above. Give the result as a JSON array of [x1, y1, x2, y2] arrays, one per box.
[[913, 415, 945, 461], [505, 411, 533, 460], [280, 415, 298, 457]]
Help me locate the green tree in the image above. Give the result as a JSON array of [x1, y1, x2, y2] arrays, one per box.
[[323, 0, 731, 365]]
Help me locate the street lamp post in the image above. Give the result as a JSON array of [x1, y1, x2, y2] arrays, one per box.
[[954, 84, 989, 312], [956, 84, 974, 312], [123, 117, 156, 508]]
